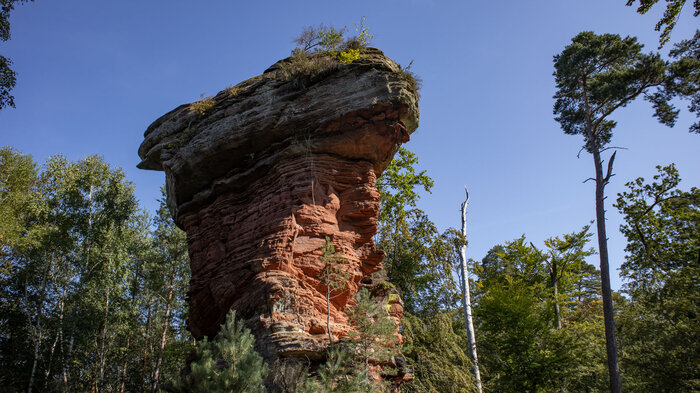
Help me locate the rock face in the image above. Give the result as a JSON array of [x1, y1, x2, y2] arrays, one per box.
[[138, 48, 418, 388]]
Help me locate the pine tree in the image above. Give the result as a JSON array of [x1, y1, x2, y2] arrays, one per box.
[[173, 310, 267, 393], [318, 236, 349, 345], [552, 31, 690, 393]]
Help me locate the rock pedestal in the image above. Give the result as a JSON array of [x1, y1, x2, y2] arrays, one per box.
[[138, 48, 418, 389]]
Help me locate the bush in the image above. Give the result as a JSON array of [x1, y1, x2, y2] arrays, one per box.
[[277, 19, 373, 84]]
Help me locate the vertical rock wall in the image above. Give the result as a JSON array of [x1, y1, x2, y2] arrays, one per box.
[[137, 48, 419, 388]]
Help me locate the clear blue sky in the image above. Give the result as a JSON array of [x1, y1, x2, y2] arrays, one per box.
[[2, 0, 698, 290]]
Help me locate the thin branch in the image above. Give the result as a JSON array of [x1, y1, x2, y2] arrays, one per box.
[[583, 177, 596, 183], [600, 146, 628, 153], [577, 146, 586, 158]]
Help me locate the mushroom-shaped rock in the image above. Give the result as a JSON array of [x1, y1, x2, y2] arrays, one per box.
[[138, 48, 418, 389]]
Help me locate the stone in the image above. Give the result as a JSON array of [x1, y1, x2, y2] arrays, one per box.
[[138, 48, 418, 390]]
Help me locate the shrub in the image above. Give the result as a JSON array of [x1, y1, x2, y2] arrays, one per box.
[[278, 19, 373, 84]]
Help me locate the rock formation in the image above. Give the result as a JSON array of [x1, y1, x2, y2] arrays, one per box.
[[137, 48, 418, 389]]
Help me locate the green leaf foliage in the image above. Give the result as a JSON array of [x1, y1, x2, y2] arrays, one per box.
[[0, 149, 193, 392], [401, 312, 477, 393], [473, 233, 607, 393], [615, 165, 700, 392], [376, 147, 458, 316]]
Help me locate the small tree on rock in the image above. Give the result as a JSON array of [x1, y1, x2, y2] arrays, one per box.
[[346, 288, 399, 373], [319, 236, 349, 345]]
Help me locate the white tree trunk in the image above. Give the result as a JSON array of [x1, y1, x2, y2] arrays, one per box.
[[458, 187, 483, 393]]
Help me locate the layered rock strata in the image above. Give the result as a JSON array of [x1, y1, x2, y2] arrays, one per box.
[[138, 48, 418, 387]]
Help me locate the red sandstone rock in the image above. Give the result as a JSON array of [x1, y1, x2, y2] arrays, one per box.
[[138, 48, 418, 390]]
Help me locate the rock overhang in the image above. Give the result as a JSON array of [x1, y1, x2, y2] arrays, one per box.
[[137, 48, 419, 226]]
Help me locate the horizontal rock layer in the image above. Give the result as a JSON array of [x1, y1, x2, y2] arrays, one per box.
[[138, 48, 418, 390]]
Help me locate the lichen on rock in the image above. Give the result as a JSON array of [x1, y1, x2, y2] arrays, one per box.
[[138, 48, 419, 390]]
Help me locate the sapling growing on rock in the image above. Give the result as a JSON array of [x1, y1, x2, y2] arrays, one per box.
[[319, 236, 349, 345]]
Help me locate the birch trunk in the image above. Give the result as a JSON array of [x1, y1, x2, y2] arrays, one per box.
[[99, 289, 110, 393], [141, 296, 152, 392], [152, 270, 175, 393], [458, 187, 482, 393]]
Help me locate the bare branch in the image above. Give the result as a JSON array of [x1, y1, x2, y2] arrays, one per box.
[[600, 146, 628, 153], [577, 146, 586, 158], [583, 177, 596, 183], [604, 150, 617, 185]]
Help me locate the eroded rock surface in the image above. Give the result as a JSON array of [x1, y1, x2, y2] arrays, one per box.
[[138, 48, 418, 388]]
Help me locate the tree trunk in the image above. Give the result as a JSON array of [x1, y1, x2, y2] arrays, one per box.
[[583, 80, 622, 393], [326, 288, 332, 345], [99, 289, 110, 393], [152, 270, 175, 393], [141, 296, 153, 392], [119, 336, 130, 393], [28, 324, 40, 393], [43, 330, 59, 391], [458, 187, 483, 393], [552, 266, 562, 329], [591, 146, 623, 393]]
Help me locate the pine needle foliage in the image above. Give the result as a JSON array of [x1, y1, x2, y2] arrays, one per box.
[[295, 346, 374, 393], [346, 288, 399, 369], [319, 236, 350, 344], [172, 310, 267, 393]]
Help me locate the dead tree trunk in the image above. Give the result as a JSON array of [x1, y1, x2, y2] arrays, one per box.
[[458, 187, 483, 393]]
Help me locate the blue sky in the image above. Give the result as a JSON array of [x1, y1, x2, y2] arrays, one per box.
[[2, 0, 698, 290]]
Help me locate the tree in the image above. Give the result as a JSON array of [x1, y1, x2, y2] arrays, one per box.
[[614, 165, 699, 392], [401, 312, 476, 393], [346, 288, 399, 371], [0, 0, 34, 109], [626, 0, 699, 47], [173, 310, 268, 393], [149, 192, 190, 393], [0, 146, 40, 273], [376, 147, 458, 316], [530, 225, 595, 329], [456, 187, 482, 393], [295, 346, 373, 393], [474, 234, 606, 393], [553, 31, 684, 393], [318, 236, 349, 345]]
